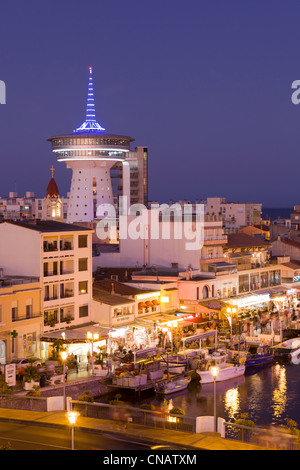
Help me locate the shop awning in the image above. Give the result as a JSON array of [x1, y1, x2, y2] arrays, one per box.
[[40, 323, 112, 344], [134, 312, 183, 327], [181, 329, 218, 343], [254, 286, 288, 297], [198, 300, 227, 311]]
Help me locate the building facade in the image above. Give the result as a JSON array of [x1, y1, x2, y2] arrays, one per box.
[[0, 276, 42, 363], [0, 221, 93, 337]]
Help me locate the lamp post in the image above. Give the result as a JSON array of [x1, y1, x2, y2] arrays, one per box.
[[87, 332, 99, 376], [61, 351, 68, 409], [226, 306, 237, 339], [67, 411, 79, 450], [210, 366, 219, 433]]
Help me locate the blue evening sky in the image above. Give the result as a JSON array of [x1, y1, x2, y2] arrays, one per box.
[[0, 0, 300, 207]]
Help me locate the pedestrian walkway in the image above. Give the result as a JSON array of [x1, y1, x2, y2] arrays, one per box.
[[0, 407, 264, 450]]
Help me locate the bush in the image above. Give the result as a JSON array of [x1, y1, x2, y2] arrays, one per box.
[[24, 366, 40, 383], [235, 413, 255, 428], [140, 404, 155, 411], [0, 441, 14, 450], [280, 418, 300, 436], [26, 385, 41, 397], [169, 407, 185, 416], [78, 390, 94, 403], [0, 375, 13, 394]]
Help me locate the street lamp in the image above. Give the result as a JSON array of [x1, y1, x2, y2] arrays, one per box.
[[67, 411, 79, 450], [226, 306, 237, 338], [210, 366, 219, 433], [87, 332, 99, 375], [61, 351, 68, 409]]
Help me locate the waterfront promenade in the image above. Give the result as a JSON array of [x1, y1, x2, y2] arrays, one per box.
[[1, 368, 265, 450], [0, 407, 263, 450]]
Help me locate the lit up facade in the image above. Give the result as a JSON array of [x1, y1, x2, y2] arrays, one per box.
[[48, 67, 135, 223]]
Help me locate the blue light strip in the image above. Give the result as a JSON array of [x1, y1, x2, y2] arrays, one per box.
[[74, 66, 106, 134]]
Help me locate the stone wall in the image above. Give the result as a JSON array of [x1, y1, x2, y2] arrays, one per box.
[[40, 377, 110, 400]]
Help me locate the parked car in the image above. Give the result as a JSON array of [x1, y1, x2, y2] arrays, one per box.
[[11, 358, 42, 370]]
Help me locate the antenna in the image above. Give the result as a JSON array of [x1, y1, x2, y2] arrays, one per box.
[[74, 66, 106, 134]]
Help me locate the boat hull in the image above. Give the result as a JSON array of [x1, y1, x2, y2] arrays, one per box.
[[155, 379, 190, 395], [273, 339, 300, 364], [197, 365, 245, 384], [245, 355, 274, 367]]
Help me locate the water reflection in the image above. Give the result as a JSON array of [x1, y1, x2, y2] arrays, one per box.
[[272, 364, 287, 420], [224, 387, 240, 420], [98, 363, 300, 427]]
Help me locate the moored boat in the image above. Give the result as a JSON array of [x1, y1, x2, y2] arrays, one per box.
[[196, 351, 245, 384], [272, 338, 300, 364], [154, 377, 191, 395], [227, 343, 274, 368], [160, 354, 189, 374], [243, 344, 274, 368]]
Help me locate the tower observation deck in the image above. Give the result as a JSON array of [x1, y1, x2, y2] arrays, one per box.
[[48, 67, 134, 224]]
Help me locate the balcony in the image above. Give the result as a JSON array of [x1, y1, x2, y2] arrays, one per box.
[[12, 312, 43, 322], [43, 242, 58, 252], [60, 289, 74, 299], [203, 236, 228, 245]]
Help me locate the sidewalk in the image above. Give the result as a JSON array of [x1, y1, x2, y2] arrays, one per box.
[[0, 407, 264, 450]]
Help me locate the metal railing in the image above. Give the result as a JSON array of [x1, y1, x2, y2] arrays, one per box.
[[224, 421, 300, 450], [70, 400, 196, 433]]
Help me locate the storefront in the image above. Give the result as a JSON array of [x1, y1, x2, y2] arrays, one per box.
[[40, 324, 111, 364]]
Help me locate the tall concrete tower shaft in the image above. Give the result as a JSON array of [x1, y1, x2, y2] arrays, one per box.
[[48, 67, 134, 224]]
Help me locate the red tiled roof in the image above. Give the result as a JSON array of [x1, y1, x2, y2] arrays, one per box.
[[93, 279, 156, 297], [280, 237, 300, 248], [226, 233, 270, 249]]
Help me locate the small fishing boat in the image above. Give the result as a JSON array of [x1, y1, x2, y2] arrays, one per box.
[[272, 338, 300, 364], [227, 342, 274, 368], [243, 344, 274, 368], [154, 377, 191, 395], [160, 354, 189, 374], [196, 351, 245, 384]]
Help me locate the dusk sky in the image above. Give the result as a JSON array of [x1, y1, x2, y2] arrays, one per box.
[[1, 1, 300, 208]]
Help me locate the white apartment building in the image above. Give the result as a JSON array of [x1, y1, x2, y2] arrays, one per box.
[[0, 221, 93, 333], [93, 212, 234, 273], [205, 197, 262, 233], [0, 191, 69, 222]]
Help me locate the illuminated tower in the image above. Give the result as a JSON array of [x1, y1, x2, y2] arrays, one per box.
[[48, 67, 133, 224]]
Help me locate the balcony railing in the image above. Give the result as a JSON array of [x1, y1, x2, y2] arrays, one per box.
[[12, 312, 43, 322]]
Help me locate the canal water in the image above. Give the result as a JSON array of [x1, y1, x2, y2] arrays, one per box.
[[99, 361, 300, 428]]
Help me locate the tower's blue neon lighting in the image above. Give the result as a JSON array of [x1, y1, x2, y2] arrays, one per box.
[[74, 67, 106, 134]]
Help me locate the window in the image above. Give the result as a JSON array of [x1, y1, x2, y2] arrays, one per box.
[[203, 286, 209, 299], [12, 306, 18, 322], [26, 304, 33, 319], [79, 305, 89, 318], [79, 281, 88, 294], [78, 258, 88, 271], [78, 234, 88, 248]]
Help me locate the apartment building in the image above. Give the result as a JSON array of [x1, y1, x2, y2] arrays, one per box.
[[205, 197, 262, 233], [0, 221, 93, 334], [0, 275, 42, 363], [111, 146, 149, 208], [0, 191, 69, 222]]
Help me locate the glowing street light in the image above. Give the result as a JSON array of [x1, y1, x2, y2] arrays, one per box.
[[226, 306, 237, 337], [87, 332, 99, 375], [67, 411, 79, 450], [211, 366, 219, 433]]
